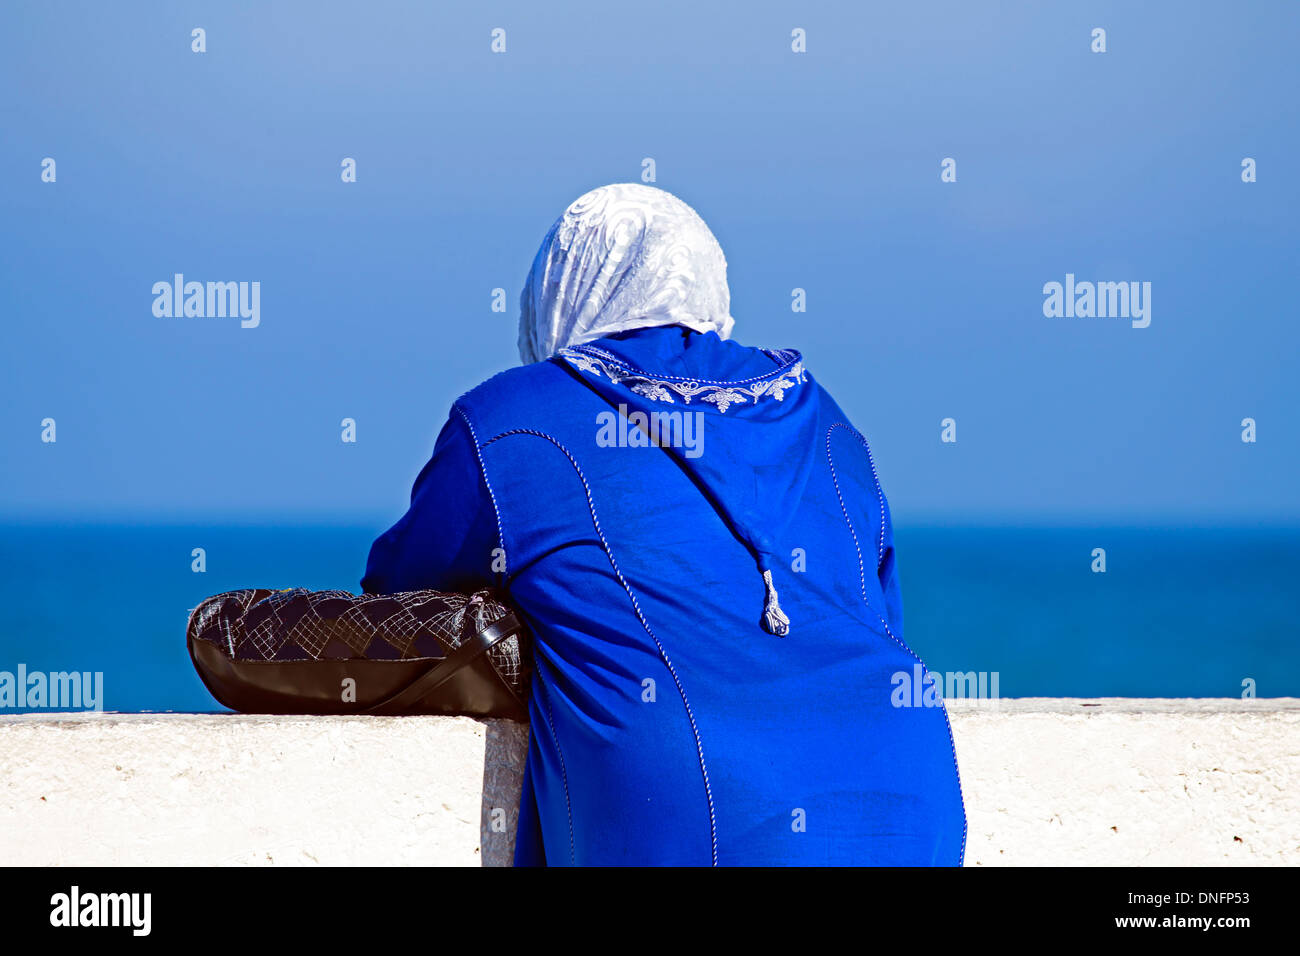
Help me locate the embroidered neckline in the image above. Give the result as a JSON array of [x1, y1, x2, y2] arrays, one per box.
[[557, 344, 808, 414]]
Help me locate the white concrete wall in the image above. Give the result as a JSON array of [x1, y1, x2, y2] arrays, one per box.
[[2, 699, 1296, 866], [0, 714, 529, 867], [946, 698, 1300, 866]]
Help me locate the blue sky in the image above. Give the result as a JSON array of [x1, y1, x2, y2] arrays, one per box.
[[2, 1, 1297, 524]]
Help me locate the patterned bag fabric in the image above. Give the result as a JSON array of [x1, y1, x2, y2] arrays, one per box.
[[187, 588, 529, 719]]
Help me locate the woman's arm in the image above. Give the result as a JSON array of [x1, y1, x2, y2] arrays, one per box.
[[360, 406, 501, 595]]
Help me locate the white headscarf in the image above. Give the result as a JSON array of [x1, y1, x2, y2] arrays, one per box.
[[518, 183, 736, 364]]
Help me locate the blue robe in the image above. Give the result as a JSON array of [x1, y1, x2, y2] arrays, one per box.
[[363, 326, 966, 865]]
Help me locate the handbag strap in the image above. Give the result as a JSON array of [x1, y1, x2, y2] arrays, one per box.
[[366, 611, 522, 715]]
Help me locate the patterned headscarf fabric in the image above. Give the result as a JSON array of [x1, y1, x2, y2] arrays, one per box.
[[518, 183, 736, 364]]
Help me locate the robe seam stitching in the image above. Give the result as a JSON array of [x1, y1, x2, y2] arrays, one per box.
[[535, 669, 576, 865], [826, 421, 968, 866], [454, 404, 507, 585], [483, 427, 720, 866]]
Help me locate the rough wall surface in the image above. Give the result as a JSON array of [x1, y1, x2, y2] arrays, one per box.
[[1, 699, 1295, 866], [0, 714, 528, 867], [946, 699, 1300, 866]]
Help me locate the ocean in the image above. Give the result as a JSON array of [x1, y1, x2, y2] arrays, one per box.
[[1, 520, 1296, 712]]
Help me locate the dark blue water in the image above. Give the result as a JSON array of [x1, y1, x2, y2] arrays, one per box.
[[1, 520, 1296, 711], [897, 525, 1299, 699]]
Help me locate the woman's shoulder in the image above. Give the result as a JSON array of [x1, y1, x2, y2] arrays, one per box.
[[452, 357, 588, 437]]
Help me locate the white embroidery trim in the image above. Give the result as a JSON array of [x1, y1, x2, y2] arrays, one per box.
[[557, 345, 807, 414]]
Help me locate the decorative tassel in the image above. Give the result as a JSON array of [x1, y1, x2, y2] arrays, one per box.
[[761, 569, 790, 637]]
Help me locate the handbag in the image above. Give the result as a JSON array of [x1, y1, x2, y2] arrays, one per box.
[[187, 587, 529, 720]]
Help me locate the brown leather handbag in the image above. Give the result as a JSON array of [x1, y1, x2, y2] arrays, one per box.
[[187, 587, 529, 720]]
